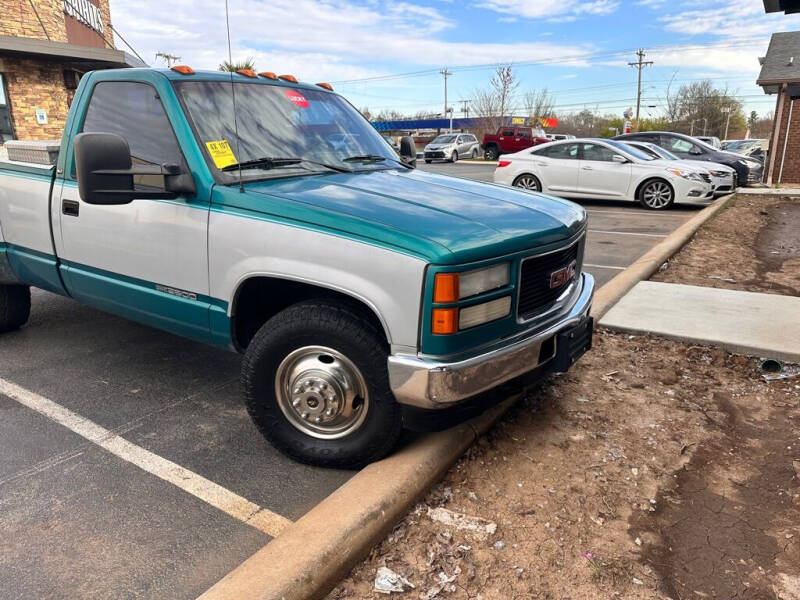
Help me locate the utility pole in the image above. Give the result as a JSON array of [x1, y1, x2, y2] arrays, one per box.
[[440, 68, 452, 132], [702, 117, 708, 135], [690, 119, 696, 136], [628, 49, 653, 131], [459, 99, 470, 118], [722, 106, 732, 140], [155, 52, 181, 67]]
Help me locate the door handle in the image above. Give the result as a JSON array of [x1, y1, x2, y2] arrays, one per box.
[[535, 161, 547, 166], [582, 166, 593, 170], [62, 199, 79, 217]]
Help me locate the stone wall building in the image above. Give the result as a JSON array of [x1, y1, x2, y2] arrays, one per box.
[[0, 0, 143, 142]]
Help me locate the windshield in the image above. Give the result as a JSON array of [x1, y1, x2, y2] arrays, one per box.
[[646, 144, 679, 160], [432, 134, 457, 144], [175, 81, 398, 182], [604, 139, 655, 161]]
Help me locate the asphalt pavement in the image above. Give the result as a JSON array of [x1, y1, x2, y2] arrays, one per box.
[[1, 159, 699, 599]]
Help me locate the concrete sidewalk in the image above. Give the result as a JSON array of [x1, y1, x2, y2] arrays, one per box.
[[599, 281, 800, 363]]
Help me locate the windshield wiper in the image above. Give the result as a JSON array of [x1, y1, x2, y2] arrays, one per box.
[[221, 156, 352, 174], [342, 154, 388, 163]]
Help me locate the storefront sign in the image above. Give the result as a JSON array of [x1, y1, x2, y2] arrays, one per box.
[[63, 0, 104, 34], [35, 109, 48, 125]]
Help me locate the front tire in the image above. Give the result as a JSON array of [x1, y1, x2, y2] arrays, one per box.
[[450, 150, 458, 163], [639, 179, 674, 210], [513, 174, 542, 192], [425, 159, 432, 164], [0, 284, 31, 333], [484, 146, 499, 161], [471, 148, 478, 159], [241, 300, 403, 469]]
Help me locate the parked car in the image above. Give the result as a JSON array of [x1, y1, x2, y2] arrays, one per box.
[[0, 67, 594, 468], [695, 136, 721, 148], [423, 133, 480, 163], [722, 139, 768, 163], [482, 126, 549, 160], [546, 134, 576, 141], [613, 131, 763, 186], [493, 138, 714, 210], [622, 140, 736, 196]]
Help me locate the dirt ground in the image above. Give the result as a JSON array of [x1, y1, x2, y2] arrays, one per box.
[[328, 193, 800, 600], [653, 193, 800, 296]]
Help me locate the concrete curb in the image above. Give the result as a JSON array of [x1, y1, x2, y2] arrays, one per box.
[[590, 192, 736, 321], [198, 193, 736, 600]]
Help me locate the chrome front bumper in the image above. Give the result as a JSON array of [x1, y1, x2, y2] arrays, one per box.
[[388, 272, 594, 409]]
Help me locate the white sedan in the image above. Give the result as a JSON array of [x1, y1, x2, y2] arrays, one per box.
[[493, 138, 715, 210], [622, 140, 736, 197]]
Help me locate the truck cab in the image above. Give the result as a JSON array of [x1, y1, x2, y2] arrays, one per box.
[[0, 67, 594, 468], [482, 126, 550, 160]]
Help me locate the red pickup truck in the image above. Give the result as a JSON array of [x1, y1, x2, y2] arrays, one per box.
[[482, 126, 549, 160]]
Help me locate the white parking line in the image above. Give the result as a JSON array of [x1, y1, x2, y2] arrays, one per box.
[[0, 377, 292, 538], [588, 229, 667, 238], [585, 209, 686, 217], [584, 263, 626, 270]]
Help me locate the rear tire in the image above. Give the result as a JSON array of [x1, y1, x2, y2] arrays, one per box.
[[484, 146, 499, 161], [471, 148, 478, 159], [450, 151, 458, 163], [241, 300, 403, 469], [0, 284, 31, 333], [638, 179, 674, 210], [425, 159, 432, 164]]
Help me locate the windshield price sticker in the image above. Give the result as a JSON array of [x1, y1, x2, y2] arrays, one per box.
[[205, 139, 237, 169], [285, 90, 309, 108]]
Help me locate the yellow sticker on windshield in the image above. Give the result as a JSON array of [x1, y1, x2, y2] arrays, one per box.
[[205, 139, 237, 169]]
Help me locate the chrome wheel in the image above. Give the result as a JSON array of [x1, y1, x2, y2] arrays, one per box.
[[514, 175, 541, 191], [641, 180, 673, 209], [275, 345, 369, 439]]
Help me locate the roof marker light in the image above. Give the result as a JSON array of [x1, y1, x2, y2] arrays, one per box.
[[316, 82, 334, 91], [279, 74, 298, 83], [237, 69, 257, 78], [259, 71, 278, 80], [170, 65, 195, 75]]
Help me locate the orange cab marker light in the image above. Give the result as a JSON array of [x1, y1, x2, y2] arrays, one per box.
[[279, 74, 298, 83], [259, 71, 278, 80], [497, 160, 512, 167], [316, 82, 334, 91], [433, 273, 459, 303], [432, 308, 458, 335], [237, 69, 258, 78], [170, 65, 194, 75]]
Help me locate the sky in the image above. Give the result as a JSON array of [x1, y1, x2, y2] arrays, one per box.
[[110, 0, 800, 121]]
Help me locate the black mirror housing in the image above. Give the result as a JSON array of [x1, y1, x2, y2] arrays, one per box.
[[399, 135, 417, 168], [74, 132, 195, 205]]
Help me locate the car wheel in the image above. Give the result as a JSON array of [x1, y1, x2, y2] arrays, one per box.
[[450, 151, 458, 163], [639, 179, 674, 210], [513, 174, 542, 192], [484, 147, 499, 161], [241, 300, 403, 469], [0, 284, 31, 333], [424, 159, 432, 164], [471, 148, 478, 159]]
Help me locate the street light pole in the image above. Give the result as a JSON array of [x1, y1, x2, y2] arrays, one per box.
[[440, 68, 452, 132], [702, 118, 708, 136]]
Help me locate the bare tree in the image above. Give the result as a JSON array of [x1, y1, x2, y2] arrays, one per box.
[[471, 64, 519, 139], [523, 88, 556, 122]]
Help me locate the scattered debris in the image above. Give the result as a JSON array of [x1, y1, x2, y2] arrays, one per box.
[[426, 506, 497, 539], [493, 540, 506, 550], [420, 567, 460, 600], [708, 275, 737, 283], [374, 567, 415, 594], [632, 577, 644, 585]]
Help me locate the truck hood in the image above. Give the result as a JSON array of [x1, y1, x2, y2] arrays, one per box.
[[230, 168, 585, 265]]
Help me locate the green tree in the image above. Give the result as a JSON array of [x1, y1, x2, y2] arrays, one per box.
[[219, 57, 256, 72]]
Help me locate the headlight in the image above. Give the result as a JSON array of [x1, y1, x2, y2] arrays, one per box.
[[458, 297, 512, 330], [666, 168, 702, 181], [434, 263, 510, 302], [739, 159, 761, 169], [709, 170, 729, 177]]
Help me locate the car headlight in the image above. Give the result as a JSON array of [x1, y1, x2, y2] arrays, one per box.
[[709, 170, 729, 177], [458, 297, 512, 330], [434, 263, 510, 301], [666, 168, 703, 182], [739, 159, 761, 169]]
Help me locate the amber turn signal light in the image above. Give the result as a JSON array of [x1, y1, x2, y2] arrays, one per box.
[[259, 71, 278, 80], [170, 65, 195, 75], [431, 308, 458, 335], [237, 69, 258, 78], [433, 273, 459, 303], [316, 82, 334, 91], [279, 74, 298, 83]]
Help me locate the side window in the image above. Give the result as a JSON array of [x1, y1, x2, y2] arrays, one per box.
[[80, 81, 184, 190], [468, 135, 477, 142], [581, 143, 618, 162], [457, 135, 466, 143], [518, 128, 531, 139], [536, 143, 579, 159], [664, 137, 694, 153], [501, 129, 514, 137]]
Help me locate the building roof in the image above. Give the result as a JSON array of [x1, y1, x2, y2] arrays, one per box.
[[0, 35, 145, 69], [763, 0, 800, 13], [756, 31, 800, 91]]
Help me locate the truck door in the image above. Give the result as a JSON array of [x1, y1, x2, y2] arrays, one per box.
[[515, 127, 532, 152], [55, 80, 212, 343]]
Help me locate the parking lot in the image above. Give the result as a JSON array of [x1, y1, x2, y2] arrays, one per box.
[[1, 161, 701, 599]]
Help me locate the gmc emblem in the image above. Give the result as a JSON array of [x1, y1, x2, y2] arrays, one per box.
[[549, 260, 577, 289]]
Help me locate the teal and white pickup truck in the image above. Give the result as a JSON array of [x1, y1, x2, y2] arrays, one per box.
[[0, 67, 594, 468]]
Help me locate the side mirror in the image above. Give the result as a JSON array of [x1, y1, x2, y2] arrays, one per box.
[[74, 132, 195, 205], [399, 135, 417, 168], [612, 155, 628, 164], [689, 148, 702, 155]]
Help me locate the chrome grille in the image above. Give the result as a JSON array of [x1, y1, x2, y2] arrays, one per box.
[[517, 235, 584, 321]]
